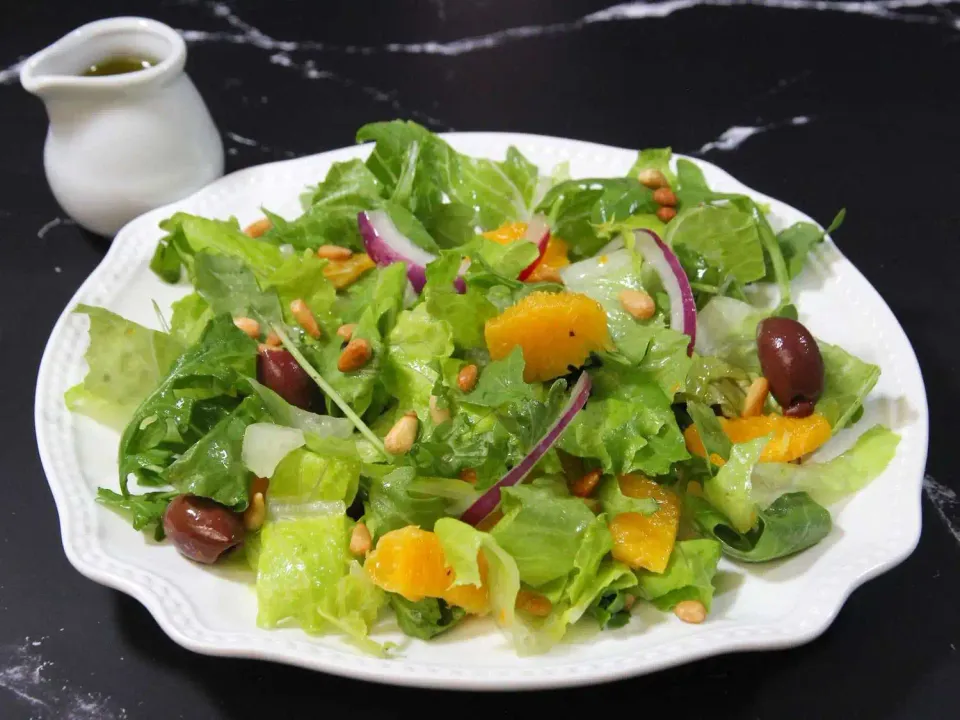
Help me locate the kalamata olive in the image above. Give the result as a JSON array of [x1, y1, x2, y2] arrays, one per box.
[[257, 346, 313, 409], [162, 495, 245, 564], [756, 317, 825, 418]]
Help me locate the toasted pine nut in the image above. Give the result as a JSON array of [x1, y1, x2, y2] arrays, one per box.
[[653, 188, 678, 207], [244, 217, 272, 238], [624, 594, 636, 610], [516, 590, 553, 617], [656, 206, 678, 223], [571, 469, 601, 498], [528, 265, 564, 284], [384, 411, 419, 455], [457, 364, 478, 393], [317, 244, 353, 260], [243, 492, 266, 531], [349, 522, 372, 556], [429, 395, 451, 424], [459, 468, 478, 484], [619, 289, 656, 320], [336, 323, 356, 341], [338, 338, 372, 372], [674, 600, 707, 624], [742, 377, 770, 418], [233, 316, 260, 339], [637, 168, 669, 190], [264, 330, 282, 347], [289, 298, 321, 339]]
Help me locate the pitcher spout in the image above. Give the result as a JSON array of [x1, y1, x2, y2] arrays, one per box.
[[20, 17, 185, 100]]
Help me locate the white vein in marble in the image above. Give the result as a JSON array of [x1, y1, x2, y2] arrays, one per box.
[[925, 475, 960, 545], [698, 115, 810, 153]]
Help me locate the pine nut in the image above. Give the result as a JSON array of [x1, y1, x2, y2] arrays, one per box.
[[384, 412, 418, 455], [264, 330, 282, 347], [516, 590, 552, 617], [571, 469, 601, 498], [317, 244, 353, 260], [674, 600, 707, 624], [290, 298, 322, 339], [637, 168, 669, 190], [457, 364, 478, 392], [349, 522, 372, 556], [742, 377, 770, 417], [656, 206, 678, 223], [653, 188, 678, 207], [244, 217, 272, 238], [459, 468, 478, 484], [429, 395, 451, 424], [337, 338, 372, 372], [243, 492, 266, 531], [619, 289, 656, 320], [233, 316, 260, 339], [336, 323, 356, 341]]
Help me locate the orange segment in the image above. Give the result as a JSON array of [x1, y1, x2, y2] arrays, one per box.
[[609, 475, 680, 573], [482, 221, 528, 244], [484, 291, 612, 382], [323, 252, 375, 290], [684, 413, 832, 465], [364, 526, 489, 614]]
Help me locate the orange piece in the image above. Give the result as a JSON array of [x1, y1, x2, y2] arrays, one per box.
[[482, 223, 570, 284], [323, 252, 375, 290], [609, 475, 680, 573], [364, 526, 489, 614], [684, 413, 832, 465], [485, 291, 612, 382], [482, 221, 528, 244]]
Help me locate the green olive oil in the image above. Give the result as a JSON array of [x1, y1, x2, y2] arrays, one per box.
[[82, 55, 156, 77]]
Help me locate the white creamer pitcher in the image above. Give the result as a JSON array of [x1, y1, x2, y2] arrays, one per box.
[[21, 17, 224, 236]]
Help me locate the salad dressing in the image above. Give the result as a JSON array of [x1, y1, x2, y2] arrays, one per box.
[[82, 55, 157, 77]]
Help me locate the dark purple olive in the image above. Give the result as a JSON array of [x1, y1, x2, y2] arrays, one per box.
[[257, 346, 313, 409], [756, 317, 824, 418], [163, 495, 244, 564]]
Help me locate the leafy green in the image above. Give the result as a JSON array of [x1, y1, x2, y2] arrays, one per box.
[[96, 488, 176, 541], [679, 355, 749, 418], [257, 514, 386, 653], [817, 342, 881, 429], [263, 250, 338, 331], [65, 305, 183, 430], [770, 209, 845, 280], [686, 491, 831, 562], [363, 467, 448, 540], [193, 253, 282, 325], [491, 484, 600, 587], [423, 249, 498, 349], [703, 436, 768, 532], [164, 395, 263, 510], [117, 314, 257, 490], [382, 304, 454, 416], [169, 292, 213, 346], [559, 363, 688, 476], [241, 423, 305, 478], [634, 538, 722, 610], [464, 345, 537, 408], [434, 518, 520, 633], [390, 595, 466, 640], [687, 400, 733, 468], [628, 147, 677, 187], [270, 447, 361, 506], [665, 204, 766, 285], [751, 425, 899, 508], [597, 475, 658, 516]]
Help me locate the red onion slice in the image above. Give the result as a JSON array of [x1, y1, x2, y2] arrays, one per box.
[[459, 371, 592, 527], [517, 214, 551, 281], [359, 210, 437, 293], [633, 229, 697, 354]]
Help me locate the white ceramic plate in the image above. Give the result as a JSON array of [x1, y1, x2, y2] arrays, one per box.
[[35, 133, 928, 690]]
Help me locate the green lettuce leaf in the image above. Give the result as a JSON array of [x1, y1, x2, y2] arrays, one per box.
[[703, 435, 769, 533], [627, 147, 677, 187], [491, 484, 600, 587], [686, 491, 831, 563], [679, 355, 750, 418], [767, 209, 845, 281], [389, 595, 466, 640], [382, 304, 454, 417], [363, 467, 448, 540], [96, 488, 177, 541], [597, 475, 658, 516], [257, 514, 386, 653], [169, 292, 213, 346], [263, 250, 339, 332], [117, 314, 257, 489], [193, 252, 282, 325], [270, 447, 361, 506], [65, 305, 183, 430], [634, 538, 722, 610], [751, 424, 899, 508], [665, 204, 766, 285], [423, 249, 498, 349], [816, 342, 881, 429]]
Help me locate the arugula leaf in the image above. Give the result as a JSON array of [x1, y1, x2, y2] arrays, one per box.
[[686, 491, 831, 562], [390, 595, 466, 640], [491, 484, 600, 587], [559, 363, 689, 476], [65, 305, 184, 431], [117, 314, 258, 490], [96, 488, 177, 541], [768, 209, 845, 281], [634, 538, 722, 610], [164, 395, 263, 510], [262, 250, 338, 332], [465, 346, 537, 408]]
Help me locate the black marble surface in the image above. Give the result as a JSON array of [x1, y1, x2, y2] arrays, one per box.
[[2, 1, 959, 718]]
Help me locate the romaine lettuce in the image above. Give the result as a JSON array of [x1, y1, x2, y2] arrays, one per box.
[[634, 538, 722, 610]]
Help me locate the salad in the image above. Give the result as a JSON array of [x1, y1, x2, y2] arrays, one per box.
[[65, 120, 899, 655]]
